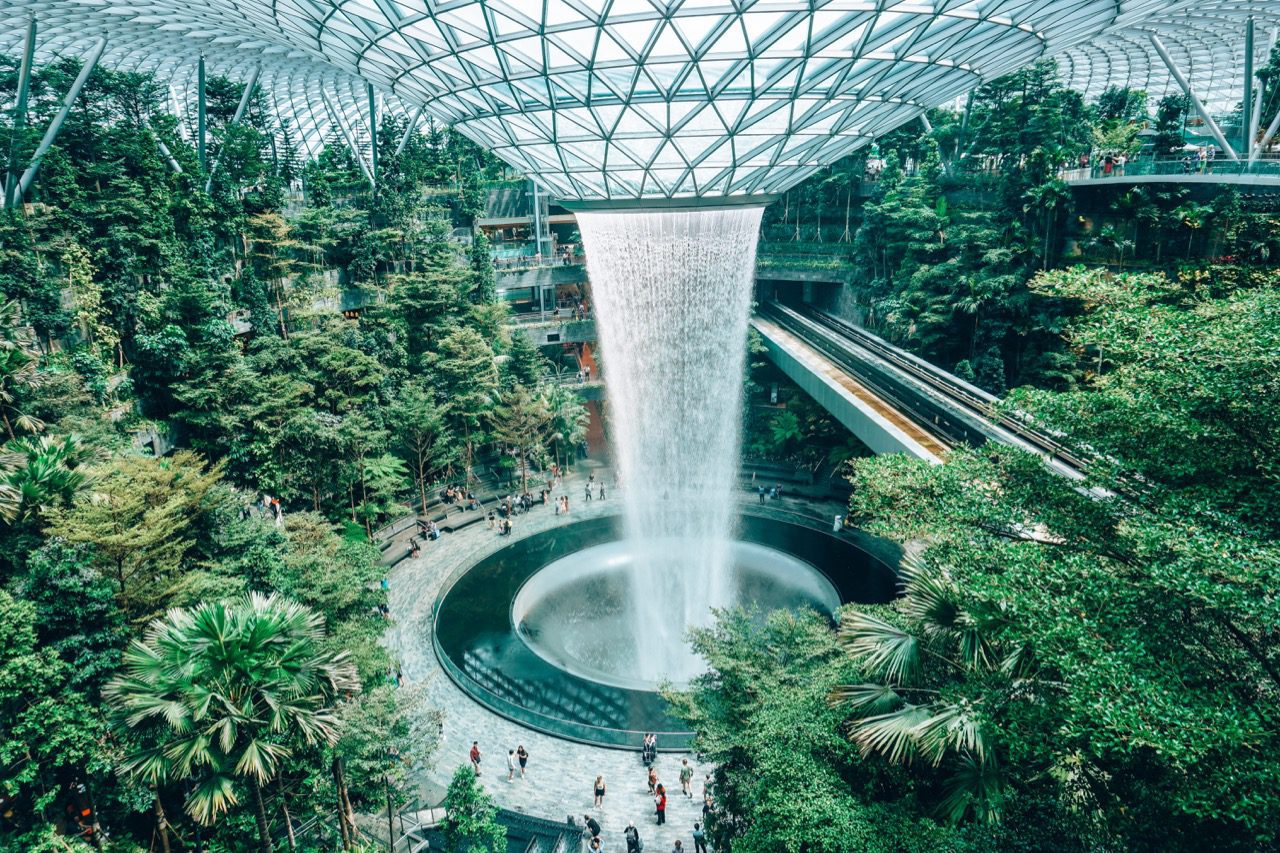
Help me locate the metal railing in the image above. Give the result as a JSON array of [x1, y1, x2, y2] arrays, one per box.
[[1062, 157, 1280, 181]]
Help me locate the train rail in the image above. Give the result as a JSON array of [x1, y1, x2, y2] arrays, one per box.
[[760, 302, 1092, 478]]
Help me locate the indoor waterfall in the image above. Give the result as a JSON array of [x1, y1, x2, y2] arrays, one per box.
[[575, 205, 764, 684]]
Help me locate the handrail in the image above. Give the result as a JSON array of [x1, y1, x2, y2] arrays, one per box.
[[1063, 157, 1280, 180]]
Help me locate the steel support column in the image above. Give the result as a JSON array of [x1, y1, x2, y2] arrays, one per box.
[[919, 113, 933, 133], [1243, 18, 1254, 158], [156, 135, 183, 174], [197, 55, 206, 172], [204, 65, 260, 192], [1250, 27, 1277, 163], [395, 106, 424, 158], [321, 92, 374, 185], [367, 82, 378, 187], [1150, 34, 1239, 160], [15, 37, 107, 204], [4, 18, 37, 209], [1254, 109, 1280, 165]]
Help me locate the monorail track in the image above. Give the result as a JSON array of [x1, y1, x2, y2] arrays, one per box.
[[760, 302, 1091, 479]]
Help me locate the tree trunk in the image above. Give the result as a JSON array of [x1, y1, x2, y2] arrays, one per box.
[[333, 759, 353, 851], [275, 284, 290, 341], [338, 760, 358, 840], [250, 777, 273, 853], [386, 777, 396, 853], [154, 795, 172, 853], [278, 780, 297, 851], [418, 451, 429, 516]]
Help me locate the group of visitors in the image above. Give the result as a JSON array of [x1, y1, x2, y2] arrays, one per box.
[[1181, 146, 1219, 173], [471, 742, 531, 780], [440, 484, 475, 506], [641, 732, 658, 765], [1099, 152, 1128, 176], [756, 484, 786, 504], [240, 493, 283, 526], [468, 736, 713, 852], [552, 296, 590, 321]]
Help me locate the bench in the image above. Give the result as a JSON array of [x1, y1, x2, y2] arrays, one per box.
[[440, 509, 487, 533]]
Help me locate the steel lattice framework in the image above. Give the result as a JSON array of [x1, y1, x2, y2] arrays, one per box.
[[2, 1, 1275, 200], [1059, 2, 1277, 110]]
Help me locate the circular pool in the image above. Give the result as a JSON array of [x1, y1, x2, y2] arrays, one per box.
[[433, 513, 898, 749]]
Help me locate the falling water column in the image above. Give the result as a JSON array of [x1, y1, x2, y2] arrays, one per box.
[[574, 203, 764, 684]]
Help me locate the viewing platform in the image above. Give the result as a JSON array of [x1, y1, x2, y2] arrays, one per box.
[[1061, 159, 1280, 189]]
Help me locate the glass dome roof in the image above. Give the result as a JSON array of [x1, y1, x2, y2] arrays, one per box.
[[2, 1, 1273, 200]]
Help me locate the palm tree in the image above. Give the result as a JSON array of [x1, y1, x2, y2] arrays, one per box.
[[545, 384, 589, 475], [0, 300, 47, 440], [829, 557, 1030, 824], [104, 593, 360, 853], [1022, 179, 1071, 269], [2, 434, 88, 524]]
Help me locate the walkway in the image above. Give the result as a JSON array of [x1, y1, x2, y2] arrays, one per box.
[[385, 468, 836, 851], [1060, 160, 1280, 189]]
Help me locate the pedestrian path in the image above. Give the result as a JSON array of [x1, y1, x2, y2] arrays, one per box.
[[384, 470, 844, 851]]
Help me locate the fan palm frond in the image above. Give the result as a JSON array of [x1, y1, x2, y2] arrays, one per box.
[[911, 702, 988, 766], [837, 611, 921, 684], [828, 682, 904, 715], [850, 704, 932, 764], [937, 753, 1004, 825]]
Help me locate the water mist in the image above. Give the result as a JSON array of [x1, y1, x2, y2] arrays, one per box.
[[575, 205, 763, 683]]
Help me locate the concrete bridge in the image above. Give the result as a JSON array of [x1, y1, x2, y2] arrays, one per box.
[[752, 302, 1087, 480]]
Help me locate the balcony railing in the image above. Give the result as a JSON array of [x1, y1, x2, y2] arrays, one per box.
[[1061, 157, 1280, 182]]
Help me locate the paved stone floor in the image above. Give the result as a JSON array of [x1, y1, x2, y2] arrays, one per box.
[[384, 466, 848, 852]]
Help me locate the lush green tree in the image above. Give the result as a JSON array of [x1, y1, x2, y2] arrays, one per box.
[[844, 267, 1280, 850], [440, 765, 505, 853], [489, 384, 552, 495], [1152, 94, 1190, 155], [386, 383, 457, 514], [545, 383, 589, 474], [0, 590, 112, 848], [667, 609, 974, 853], [503, 330, 548, 388], [104, 594, 359, 853], [17, 540, 125, 695], [430, 327, 499, 482], [45, 451, 225, 622]]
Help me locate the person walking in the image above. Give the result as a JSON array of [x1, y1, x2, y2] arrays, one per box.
[[598, 482, 605, 500], [624, 821, 643, 853], [692, 822, 707, 853], [517, 745, 528, 778], [679, 759, 694, 797], [585, 482, 593, 501], [671, 842, 683, 853], [655, 784, 667, 826], [758, 485, 766, 504], [593, 775, 607, 808], [583, 814, 602, 841], [507, 750, 516, 782], [469, 741, 481, 775], [647, 766, 658, 795]]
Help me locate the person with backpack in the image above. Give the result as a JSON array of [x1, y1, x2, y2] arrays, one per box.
[[625, 821, 643, 852]]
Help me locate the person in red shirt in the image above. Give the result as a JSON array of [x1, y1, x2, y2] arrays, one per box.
[[469, 741, 481, 775], [654, 783, 667, 825]]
